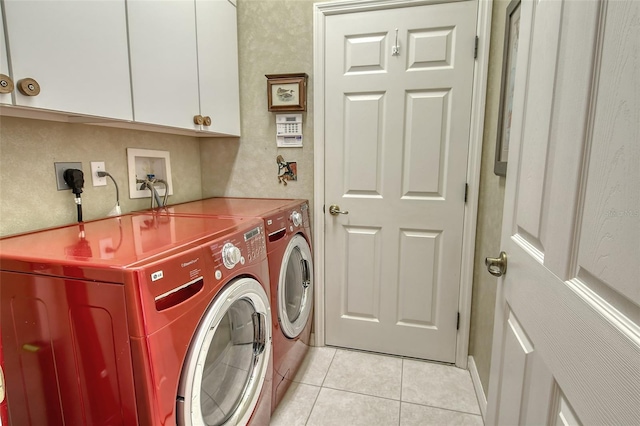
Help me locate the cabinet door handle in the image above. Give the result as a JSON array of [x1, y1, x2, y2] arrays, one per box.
[[17, 78, 40, 96], [203, 116, 212, 126], [0, 74, 14, 94], [193, 114, 204, 125]]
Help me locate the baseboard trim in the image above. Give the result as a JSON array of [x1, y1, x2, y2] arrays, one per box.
[[468, 355, 487, 421]]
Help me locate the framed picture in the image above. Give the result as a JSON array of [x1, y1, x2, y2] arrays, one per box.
[[266, 73, 308, 112], [494, 0, 521, 177]]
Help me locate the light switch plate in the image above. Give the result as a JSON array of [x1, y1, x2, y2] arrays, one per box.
[[54, 162, 83, 191]]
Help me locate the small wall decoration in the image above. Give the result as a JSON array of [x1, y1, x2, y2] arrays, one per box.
[[276, 155, 297, 185], [266, 73, 308, 112], [494, 0, 521, 177]]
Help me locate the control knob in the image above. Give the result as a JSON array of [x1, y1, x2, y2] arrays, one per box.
[[222, 243, 242, 269], [291, 210, 302, 227]]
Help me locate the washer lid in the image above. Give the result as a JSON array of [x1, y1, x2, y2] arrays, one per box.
[[0, 214, 252, 281]]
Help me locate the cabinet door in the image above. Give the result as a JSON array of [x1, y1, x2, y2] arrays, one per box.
[[128, 0, 200, 131], [196, 0, 241, 136], [0, 2, 12, 106], [2, 0, 132, 120]]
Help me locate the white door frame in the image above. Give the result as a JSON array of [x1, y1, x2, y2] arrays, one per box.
[[313, 0, 493, 368]]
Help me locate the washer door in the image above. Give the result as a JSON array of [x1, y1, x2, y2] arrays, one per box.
[[278, 234, 313, 338], [177, 278, 271, 426]]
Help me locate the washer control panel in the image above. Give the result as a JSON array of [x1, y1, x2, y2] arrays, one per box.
[[208, 223, 266, 279], [244, 225, 266, 262]]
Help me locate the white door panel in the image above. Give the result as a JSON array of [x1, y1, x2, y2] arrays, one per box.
[[196, 0, 241, 136], [487, 0, 640, 424], [324, 0, 477, 362], [128, 0, 200, 130]]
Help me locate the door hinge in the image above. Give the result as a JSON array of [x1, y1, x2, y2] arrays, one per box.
[[464, 183, 469, 203], [457, 312, 460, 330], [474, 36, 479, 59]]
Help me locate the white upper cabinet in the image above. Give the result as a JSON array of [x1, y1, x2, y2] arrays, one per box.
[[128, 0, 241, 136], [0, 3, 12, 106], [127, 0, 201, 131], [1, 0, 132, 120], [196, 0, 241, 136]]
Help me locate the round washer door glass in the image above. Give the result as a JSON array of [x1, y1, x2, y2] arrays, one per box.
[[178, 278, 271, 426], [279, 234, 313, 338]]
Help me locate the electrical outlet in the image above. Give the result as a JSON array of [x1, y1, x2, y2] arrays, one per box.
[[91, 161, 107, 186], [54, 162, 83, 191]]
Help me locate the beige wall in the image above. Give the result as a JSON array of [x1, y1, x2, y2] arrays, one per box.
[[200, 0, 318, 217], [468, 0, 509, 394], [0, 117, 202, 236]]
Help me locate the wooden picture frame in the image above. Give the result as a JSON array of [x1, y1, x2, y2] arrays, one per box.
[[494, 0, 521, 177], [266, 73, 308, 112]]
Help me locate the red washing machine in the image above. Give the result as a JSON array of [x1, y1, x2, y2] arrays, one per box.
[[0, 213, 272, 425], [150, 198, 314, 411]]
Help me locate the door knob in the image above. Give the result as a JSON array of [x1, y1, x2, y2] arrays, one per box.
[[485, 251, 507, 277], [193, 115, 204, 125], [329, 205, 349, 216]]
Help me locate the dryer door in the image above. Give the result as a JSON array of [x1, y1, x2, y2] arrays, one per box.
[[177, 277, 271, 426], [278, 234, 314, 338]]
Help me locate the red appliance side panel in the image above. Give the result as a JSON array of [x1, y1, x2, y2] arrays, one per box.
[[1, 332, 8, 426], [0, 272, 138, 426]]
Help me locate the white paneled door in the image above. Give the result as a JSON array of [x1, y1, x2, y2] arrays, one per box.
[[487, 0, 640, 424], [323, 0, 477, 362]]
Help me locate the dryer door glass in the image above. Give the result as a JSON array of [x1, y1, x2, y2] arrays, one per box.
[[178, 278, 271, 426], [279, 234, 313, 338]]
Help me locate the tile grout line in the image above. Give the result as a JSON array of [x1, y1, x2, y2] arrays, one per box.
[[320, 348, 338, 388], [304, 348, 338, 425], [303, 383, 323, 426], [402, 400, 484, 417], [310, 384, 482, 419], [320, 384, 402, 403]]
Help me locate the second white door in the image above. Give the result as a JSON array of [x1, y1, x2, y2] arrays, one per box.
[[323, 0, 478, 362]]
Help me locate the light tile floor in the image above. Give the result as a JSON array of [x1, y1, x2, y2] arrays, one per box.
[[271, 347, 483, 426]]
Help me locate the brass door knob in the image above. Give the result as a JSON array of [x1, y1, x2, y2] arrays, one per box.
[[17, 78, 40, 96], [193, 114, 204, 125], [203, 116, 212, 126], [0, 74, 14, 94], [329, 205, 349, 216], [485, 251, 508, 277]]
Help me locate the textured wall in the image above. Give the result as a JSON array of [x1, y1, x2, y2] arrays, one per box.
[[0, 117, 202, 236], [468, 0, 509, 395], [200, 0, 318, 216]]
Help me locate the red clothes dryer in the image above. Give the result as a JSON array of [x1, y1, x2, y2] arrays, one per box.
[[153, 198, 314, 411], [0, 213, 272, 426]]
